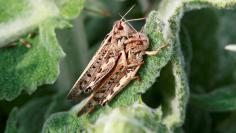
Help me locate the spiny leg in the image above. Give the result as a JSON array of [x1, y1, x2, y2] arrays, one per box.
[[91, 50, 128, 107], [127, 63, 142, 83], [145, 44, 167, 56], [101, 65, 141, 105], [119, 48, 128, 66]]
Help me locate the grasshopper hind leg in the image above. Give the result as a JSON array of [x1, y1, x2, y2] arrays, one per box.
[[101, 64, 141, 105]]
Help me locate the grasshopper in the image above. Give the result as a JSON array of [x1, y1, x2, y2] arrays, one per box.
[[67, 9, 166, 114]]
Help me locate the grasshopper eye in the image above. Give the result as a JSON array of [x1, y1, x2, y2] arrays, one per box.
[[118, 23, 124, 30], [118, 26, 123, 30]]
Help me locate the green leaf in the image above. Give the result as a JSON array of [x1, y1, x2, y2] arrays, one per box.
[[56, 0, 85, 19], [0, 26, 63, 101], [0, 0, 85, 46], [42, 112, 80, 133], [161, 47, 189, 130], [180, 3, 236, 133], [43, 103, 166, 133], [4, 108, 18, 133], [4, 88, 73, 133], [44, 91, 71, 118], [0, 0, 85, 100], [4, 97, 51, 133], [191, 85, 236, 112], [88, 104, 165, 133]]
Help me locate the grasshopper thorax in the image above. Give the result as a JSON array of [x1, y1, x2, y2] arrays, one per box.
[[125, 32, 149, 54]]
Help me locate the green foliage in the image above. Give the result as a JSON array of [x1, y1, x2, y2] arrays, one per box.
[[42, 112, 80, 133], [1, 0, 236, 133], [0, 26, 63, 101], [0, 0, 84, 100], [88, 104, 164, 133], [191, 85, 236, 112], [5, 97, 51, 133]]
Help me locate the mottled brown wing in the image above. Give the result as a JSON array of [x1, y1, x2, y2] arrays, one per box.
[[75, 50, 128, 115], [93, 64, 127, 105], [99, 65, 141, 105], [67, 33, 119, 100], [88, 48, 128, 105]]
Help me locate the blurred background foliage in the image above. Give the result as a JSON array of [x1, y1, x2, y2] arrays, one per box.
[[1, 0, 236, 133]]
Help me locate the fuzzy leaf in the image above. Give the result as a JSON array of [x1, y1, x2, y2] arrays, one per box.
[[88, 104, 165, 133], [0, 25, 64, 101], [0, 0, 84, 100], [42, 112, 80, 133]]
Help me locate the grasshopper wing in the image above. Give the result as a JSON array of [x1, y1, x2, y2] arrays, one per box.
[[67, 33, 119, 100]]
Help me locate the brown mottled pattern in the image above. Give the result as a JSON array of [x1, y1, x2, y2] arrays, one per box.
[[67, 19, 150, 115], [94, 64, 127, 104]]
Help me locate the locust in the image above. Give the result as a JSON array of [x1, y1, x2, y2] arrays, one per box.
[[67, 10, 166, 115]]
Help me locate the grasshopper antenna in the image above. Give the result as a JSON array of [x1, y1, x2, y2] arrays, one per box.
[[121, 5, 135, 19], [125, 17, 146, 22], [119, 14, 138, 33], [119, 5, 136, 22], [119, 5, 147, 32], [119, 5, 138, 32]]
